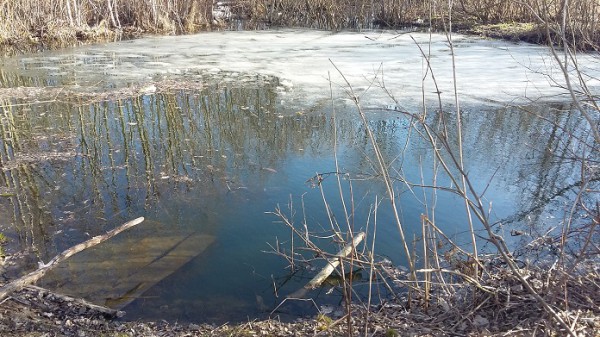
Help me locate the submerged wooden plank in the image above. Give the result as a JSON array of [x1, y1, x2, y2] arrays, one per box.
[[40, 231, 215, 310], [0, 218, 146, 302]]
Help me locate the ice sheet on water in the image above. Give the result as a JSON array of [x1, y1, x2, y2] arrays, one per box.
[[2, 29, 598, 110]]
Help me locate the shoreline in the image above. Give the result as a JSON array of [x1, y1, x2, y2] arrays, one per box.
[[1, 258, 598, 336], [1, 19, 596, 57]]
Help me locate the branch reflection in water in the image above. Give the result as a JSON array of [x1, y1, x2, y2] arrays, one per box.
[[0, 69, 595, 322]]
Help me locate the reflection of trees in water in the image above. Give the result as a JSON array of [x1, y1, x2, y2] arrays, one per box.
[[2, 79, 594, 268], [450, 103, 598, 231], [335, 103, 597, 240], [0, 82, 359, 264], [0, 98, 58, 261]]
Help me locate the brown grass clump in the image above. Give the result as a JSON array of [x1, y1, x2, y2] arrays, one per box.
[[0, 0, 214, 54]]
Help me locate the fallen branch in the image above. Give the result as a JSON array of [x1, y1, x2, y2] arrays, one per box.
[[305, 232, 365, 290], [0, 217, 145, 301], [288, 232, 366, 299]]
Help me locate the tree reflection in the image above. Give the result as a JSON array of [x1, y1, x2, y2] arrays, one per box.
[[0, 72, 596, 320], [0, 78, 346, 268]]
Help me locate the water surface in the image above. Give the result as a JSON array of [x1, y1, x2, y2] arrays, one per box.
[[0, 29, 597, 322]]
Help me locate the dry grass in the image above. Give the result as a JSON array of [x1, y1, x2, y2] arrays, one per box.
[[0, 0, 213, 53], [0, 0, 598, 53], [362, 250, 600, 336]]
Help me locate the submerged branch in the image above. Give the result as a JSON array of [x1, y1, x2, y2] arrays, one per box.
[[0, 217, 145, 302], [305, 232, 366, 290]]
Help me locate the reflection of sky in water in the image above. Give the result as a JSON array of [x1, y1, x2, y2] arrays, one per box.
[[0, 30, 597, 323]]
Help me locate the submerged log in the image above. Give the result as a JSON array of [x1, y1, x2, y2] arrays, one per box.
[[0, 217, 145, 302], [288, 232, 365, 299], [305, 232, 365, 290]]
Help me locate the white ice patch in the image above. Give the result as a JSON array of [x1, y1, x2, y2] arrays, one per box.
[[4, 29, 598, 111]]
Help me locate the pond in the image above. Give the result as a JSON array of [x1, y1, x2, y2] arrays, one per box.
[[0, 29, 597, 323]]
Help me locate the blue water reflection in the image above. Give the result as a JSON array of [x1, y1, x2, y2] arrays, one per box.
[[0, 68, 593, 323]]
